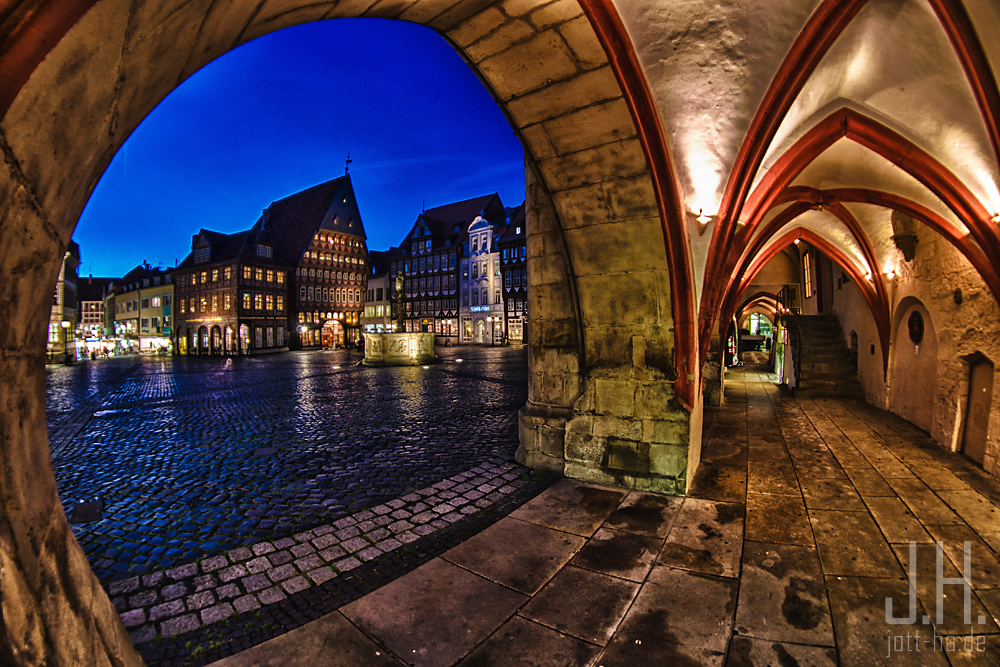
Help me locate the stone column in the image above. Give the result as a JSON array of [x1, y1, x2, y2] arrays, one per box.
[[0, 187, 141, 665]]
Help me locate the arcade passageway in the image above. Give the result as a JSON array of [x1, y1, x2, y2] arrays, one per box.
[[4, 0, 1000, 664], [201, 368, 1000, 666]]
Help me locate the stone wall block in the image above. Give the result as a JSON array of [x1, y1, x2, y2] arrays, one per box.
[[529, 0, 583, 29], [643, 418, 688, 445], [445, 5, 505, 46], [577, 272, 659, 327], [565, 430, 603, 464], [557, 16, 608, 70], [506, 66, 621, 127], [528, 315, 577, 349], [636, 382, 676, 419], [501, 0, 546, 17], [478, 30, 578, 100], [464, 19, 536, 62], [529, 246, 570, 287], [537, 138, 647, 192], [538, 424, 565, 458], [551, 183, 610, 230], [594, 378, 636, 417], [565, 414, 594, 436], [603, 175, 660, 221], [606, 438, 649, 473], [565, 217, 670, 277], [584, 326, 632, 370], [593, 415, 642, 441], [359, 0, 421, 19], [241, 0, 337, 40], [520, 123, 557, 160], [397, 0, 462, 24], [427, 0, 499, 31], [564, 461, 617, 487], [648, 443, 688, 478], [541, 98, 637, 155]]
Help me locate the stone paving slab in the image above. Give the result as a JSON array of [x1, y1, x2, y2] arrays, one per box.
[[341, 557, 527, 667], [509, 478, 627, 536], [442, 515, 584, 594], [454, 614, 601, 667], [205, 611, 403, 667]]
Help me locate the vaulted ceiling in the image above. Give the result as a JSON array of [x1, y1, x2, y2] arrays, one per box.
[[591, 0, 1000, 366]]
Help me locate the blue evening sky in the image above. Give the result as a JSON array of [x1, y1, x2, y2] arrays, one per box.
[[73, 19, 525, 277]]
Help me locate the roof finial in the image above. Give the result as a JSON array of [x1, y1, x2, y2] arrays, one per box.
[[345, 153, 352, 175], [422, 198, 425, 214]]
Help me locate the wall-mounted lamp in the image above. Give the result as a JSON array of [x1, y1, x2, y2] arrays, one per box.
[[696, 209, 712, 225], [793, 239, 800, 245], [864, 272, 872, 281], [885, 270, 896, 280], [992, 213, 1000, 224]]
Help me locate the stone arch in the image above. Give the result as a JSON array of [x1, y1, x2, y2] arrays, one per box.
[[889, 297, 939, 434], [211, 325, 223, 355], [224, 325, 234, 355], [0, 3, 690, 664]]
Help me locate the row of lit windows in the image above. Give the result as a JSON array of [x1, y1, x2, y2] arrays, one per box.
[[304, 249, 364, 266], [365, 287, 385, 302], [178, 293, 284, 314], [391, 253, 457, 276], [315, 232, 361, 249], [297, 268, 360, 281], [182, 267, 285, 286], [117, 295, 170, 313], [404, 275, 456, 294], [364, 304, 394, 317], [501, 246, 526, 259], [298, 311, 357, 323], [406, 299, 458, 314], [507, 298, 525, 313], [299, 285, 361, 304]]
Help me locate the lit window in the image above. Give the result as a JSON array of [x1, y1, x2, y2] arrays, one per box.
[[211, 294, 218, 311], [276, 295, 284, 311], [200, 272, 207, 284], [243, 292, 251, 309], [803, 252, 813, 297], [243, 266, 252, 280], [200, 296, 207, 312], [495, 289, 501, 304], [266, 270, 274, 282], [276, 272, 284, 284], [211, 269, 219, 282], [255, 268, 263, 281], [266, 294, 274, 310], [224, 294, 231, 310], [179, 299, 186, 314], [472, 291, 479, 306], [254, 293, 263, 309], [224, 266, 233, 280]]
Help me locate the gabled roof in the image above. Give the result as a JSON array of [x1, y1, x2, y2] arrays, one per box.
[[255, 174, 366, 266], [176, 229, 252, 270], [403, 193, 506, 250], [367, 247, 402, 277]]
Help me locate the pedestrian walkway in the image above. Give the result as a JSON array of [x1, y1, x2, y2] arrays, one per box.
[[206, 368, 1000, 666]]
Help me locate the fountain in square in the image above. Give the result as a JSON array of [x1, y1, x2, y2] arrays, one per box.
[[362, 274, 441, 367]]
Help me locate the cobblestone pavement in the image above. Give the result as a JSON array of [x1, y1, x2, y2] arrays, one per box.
[[46, 346, 528, 583]]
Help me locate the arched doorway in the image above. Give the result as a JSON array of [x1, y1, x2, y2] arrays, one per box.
[[211, 325, 222, 355], [177, 327, 187, 355], [475, 319, 486, 344], [198, 326, 209, 355], [224, 326, 234, 355], [239, 324, 250, 355]]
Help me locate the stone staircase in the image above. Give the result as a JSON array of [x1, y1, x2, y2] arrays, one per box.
[[790, 315, 864, 399]]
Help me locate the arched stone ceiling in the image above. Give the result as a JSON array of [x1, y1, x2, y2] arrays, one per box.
[[787, 138, 968, 235], [763, 0, 1000, 213], [610, 0, 1000, 363]]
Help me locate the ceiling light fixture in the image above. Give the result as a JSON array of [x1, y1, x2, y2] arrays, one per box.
[[696, 209, 712, 225]]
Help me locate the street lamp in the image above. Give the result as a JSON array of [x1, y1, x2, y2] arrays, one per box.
[[60, 320, 71, 364]]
